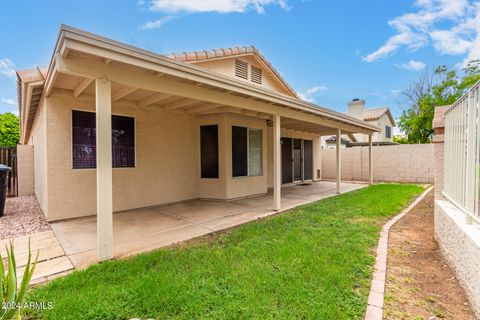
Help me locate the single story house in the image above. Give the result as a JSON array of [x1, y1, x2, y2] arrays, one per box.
[[17, 25, 380, 261]]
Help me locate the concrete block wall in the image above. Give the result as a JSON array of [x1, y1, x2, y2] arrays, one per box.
[[320, 144, 434, 183]]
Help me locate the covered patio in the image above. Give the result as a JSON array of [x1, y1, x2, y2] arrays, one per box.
[[18, 25, 380, 264], [52, 181, 366, 269]]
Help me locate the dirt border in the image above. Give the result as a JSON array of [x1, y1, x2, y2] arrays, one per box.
[[364, 186, 433, 320]]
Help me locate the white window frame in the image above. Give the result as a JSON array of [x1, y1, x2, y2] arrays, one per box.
[[247, 127, 263, 177]]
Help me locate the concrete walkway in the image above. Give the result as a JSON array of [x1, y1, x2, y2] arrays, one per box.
[[0, 231, 75, 285], [52, 181, 365, 270]]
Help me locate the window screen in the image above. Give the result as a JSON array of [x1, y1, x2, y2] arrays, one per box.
[[72, 110, 135, 169], [200, 125, 219, 178], [232, 126, 248, 177], [248, 129, 262, 176]]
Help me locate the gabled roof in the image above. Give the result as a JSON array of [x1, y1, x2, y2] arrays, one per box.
[[363, 107, 396, 126], [168, 46, 298, 98]]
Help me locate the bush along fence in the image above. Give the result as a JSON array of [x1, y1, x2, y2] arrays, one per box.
[[0, 146, 17, 197]]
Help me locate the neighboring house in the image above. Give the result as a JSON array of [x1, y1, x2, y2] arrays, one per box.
[[323, 136, 349, 149], [320, 98, 396, 149], [347, 98, 396, 143], [17, 25, 379, 260]]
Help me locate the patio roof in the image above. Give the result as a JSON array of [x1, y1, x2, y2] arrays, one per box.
[[17, 24, 380, 144]]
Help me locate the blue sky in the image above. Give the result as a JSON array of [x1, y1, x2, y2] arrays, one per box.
[[0, 0, 478, 121]]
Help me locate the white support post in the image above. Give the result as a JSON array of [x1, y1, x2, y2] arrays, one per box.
[[368, 134, 373, 184], [465, 90, 476, 224], [336, 128, 341, 194], [96, 78, 113, 261], [273, 113, 281, 211]]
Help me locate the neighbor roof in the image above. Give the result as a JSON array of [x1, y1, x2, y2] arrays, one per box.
[[363, 107, 396, 126], [168, 45, 298, 98]]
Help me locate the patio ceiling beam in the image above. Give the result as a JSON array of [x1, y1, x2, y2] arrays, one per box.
[[163, 99, 199, 111], [73, 77, 94, 98], [186, 103, 223, 114], [138, 92, 172, 108], [112, 86, 137, 102], [57, 56, 374, 135]]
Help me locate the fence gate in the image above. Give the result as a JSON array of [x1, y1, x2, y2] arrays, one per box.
[[0, 147, 17, 197]]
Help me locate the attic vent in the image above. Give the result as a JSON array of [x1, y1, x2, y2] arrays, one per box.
[[250, 65, 262, 84], [235, 59, 248, 80]]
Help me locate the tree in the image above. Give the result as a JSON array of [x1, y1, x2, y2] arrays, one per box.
[[398, 60, 480, 143], [0, 112, 20, 147]]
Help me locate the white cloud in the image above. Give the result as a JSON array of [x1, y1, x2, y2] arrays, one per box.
[[140, 15, 176, 29], [396, 60, 427, 71], [0, 58, 15, 78], [363, 0, 480, 64], [1, 98, 16, 106], [391, 89, 403, 95], [298, 86, 327, 103], [144, 0, 290, 14]]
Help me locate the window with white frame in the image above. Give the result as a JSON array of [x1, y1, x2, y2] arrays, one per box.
[[232, 126, 263, 177]]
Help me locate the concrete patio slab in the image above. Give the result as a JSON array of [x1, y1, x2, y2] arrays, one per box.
[[52, 181, 366, 270]]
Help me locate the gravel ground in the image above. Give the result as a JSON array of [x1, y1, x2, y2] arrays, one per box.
[[0, 196, 51, 240]]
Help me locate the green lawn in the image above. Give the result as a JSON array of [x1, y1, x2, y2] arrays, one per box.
[[26, 184, 423, 320]]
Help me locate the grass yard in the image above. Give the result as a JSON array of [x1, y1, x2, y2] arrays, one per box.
[[26, 184, 423, 320]]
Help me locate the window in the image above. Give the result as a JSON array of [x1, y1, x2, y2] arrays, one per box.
[[385, 125, 392, 138], [232, 126, 263, 177], [200, 125, 219, 178], [72, 110, 135, 169]]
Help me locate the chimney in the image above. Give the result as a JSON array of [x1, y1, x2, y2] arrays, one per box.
[[347, 98, 365, 120]]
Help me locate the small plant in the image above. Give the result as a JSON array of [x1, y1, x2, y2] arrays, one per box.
[[1, 240, 38, 320]]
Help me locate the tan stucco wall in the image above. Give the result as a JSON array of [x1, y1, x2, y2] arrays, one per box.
[[321, 144, 434, 183], [44, 94, 200, 221], [28, 98, 48, 214], [225, 113, 267, 199], [30, 90, 326, 221], [198, 113, 268, 199], [194, 56, 291, 96], [16, 144, 35, 196]]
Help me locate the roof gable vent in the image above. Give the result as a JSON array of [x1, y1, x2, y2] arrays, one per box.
[[235, 59, 248, 80], [250, 65, 262, 84]]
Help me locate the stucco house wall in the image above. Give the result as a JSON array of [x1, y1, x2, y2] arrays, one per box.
[[31, 92, 324, 221], [28, 98, 48, 214], [43, 93, 200, 221], [194, 56, 290, 96]]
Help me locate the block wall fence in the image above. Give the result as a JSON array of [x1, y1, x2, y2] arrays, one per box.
[[320, 144, 434, 183]]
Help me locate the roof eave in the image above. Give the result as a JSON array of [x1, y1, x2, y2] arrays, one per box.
[[42, 24, 380, 134]]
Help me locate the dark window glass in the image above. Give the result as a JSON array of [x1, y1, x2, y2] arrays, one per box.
[[386, 125, 392, 138], [72, 111, 96, 169], [200, 125, 219, 178], [72, 110, 135, 169], [232, 126, 248, 177], [112, 115, 135, 168]]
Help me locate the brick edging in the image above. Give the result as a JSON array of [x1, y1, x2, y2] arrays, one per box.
[[364, 186, 434, 320]]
